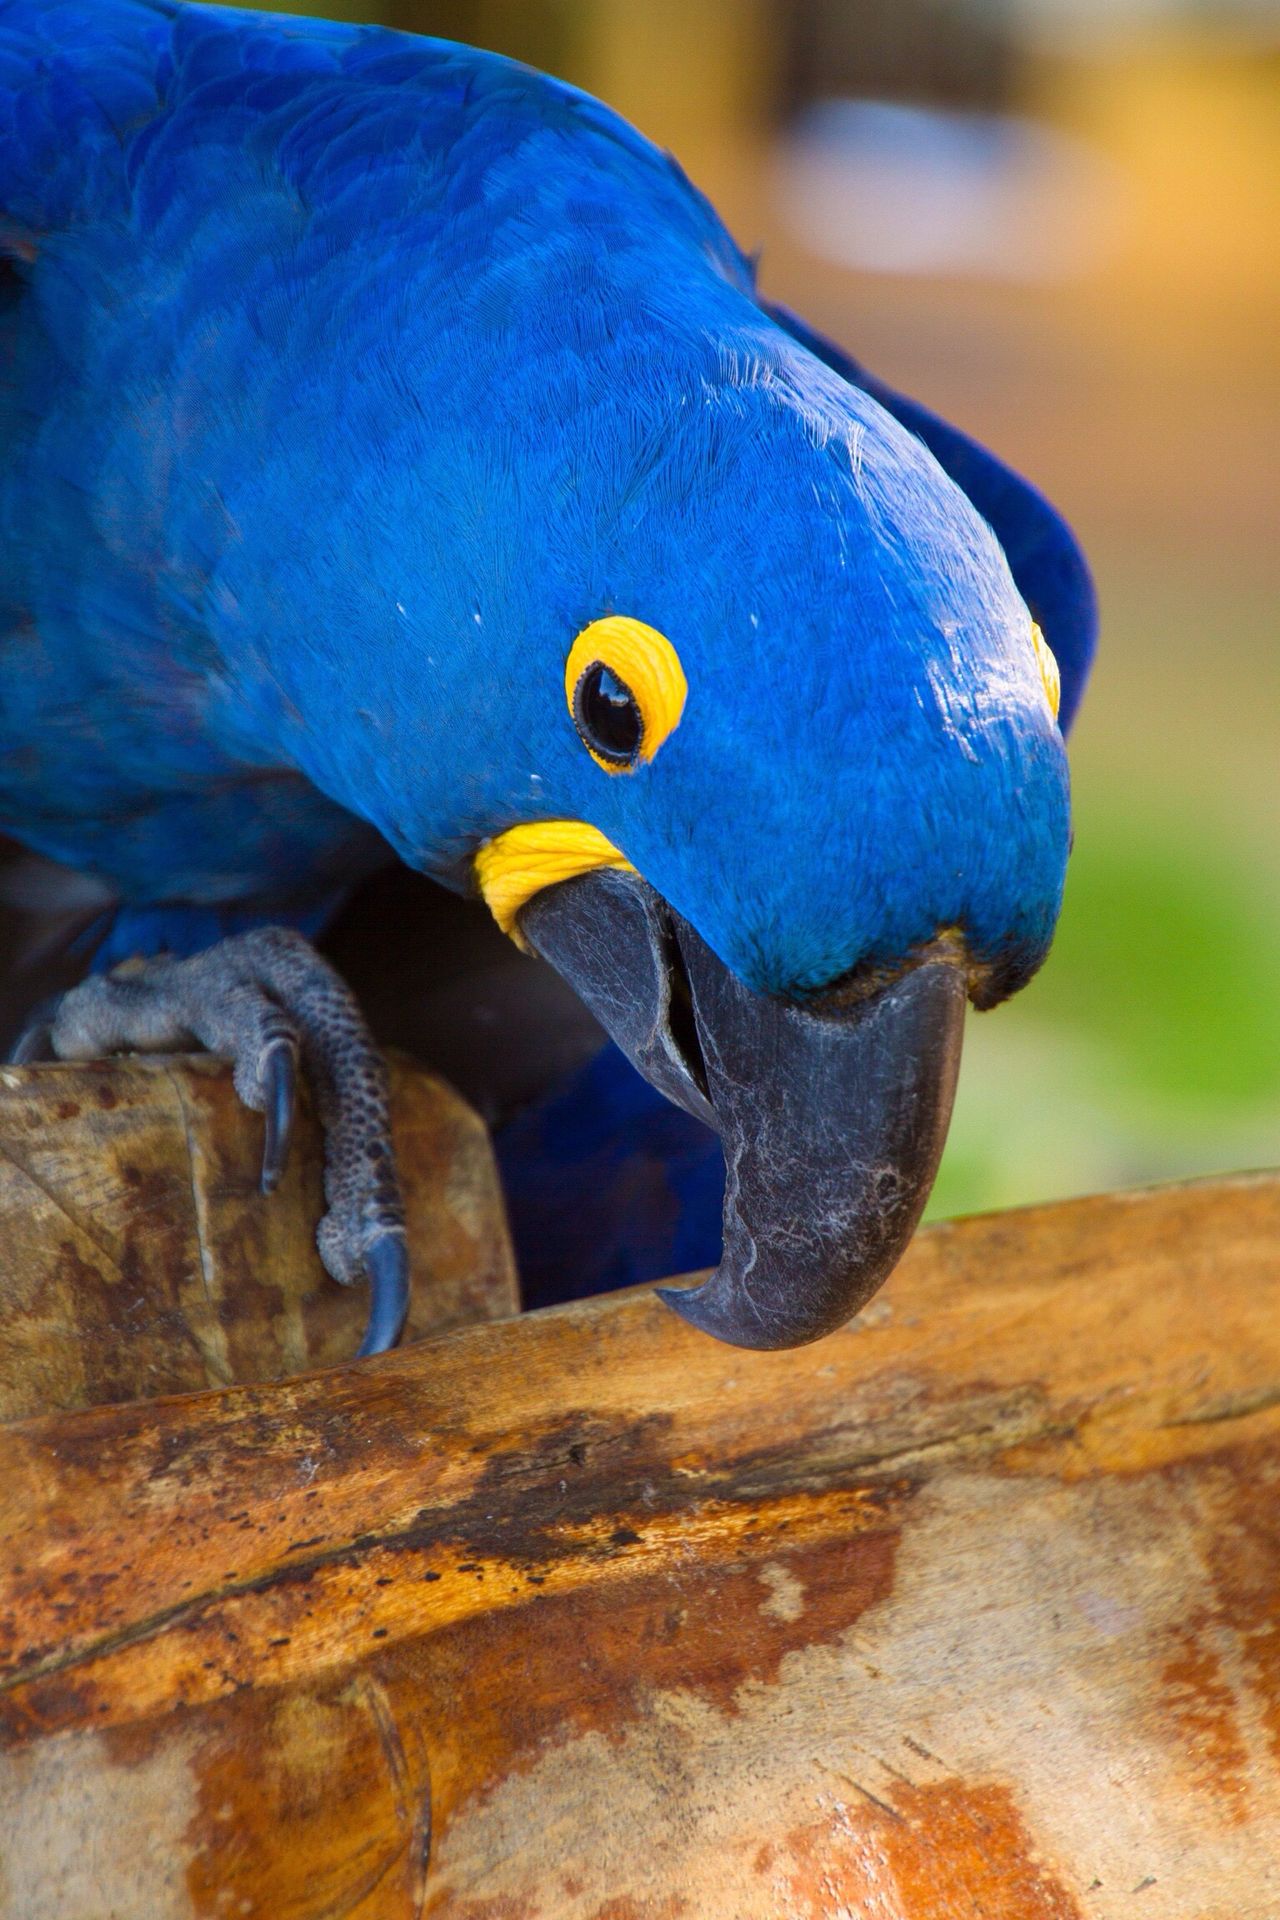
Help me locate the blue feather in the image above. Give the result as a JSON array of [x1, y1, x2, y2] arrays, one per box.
[[0, 1, 1093, 1288], [496, 1041, 724, 1307]]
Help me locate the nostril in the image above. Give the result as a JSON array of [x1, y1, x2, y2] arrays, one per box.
[[793, 928, 975, 1018]]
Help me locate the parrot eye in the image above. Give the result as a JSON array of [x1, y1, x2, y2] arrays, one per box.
[[574, 662, 643, 766], [564, 615, 688, 774]]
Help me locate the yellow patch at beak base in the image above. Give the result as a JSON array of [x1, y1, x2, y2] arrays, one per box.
[[1031, 621, 1061, 722], [475, 819, 634, 944]]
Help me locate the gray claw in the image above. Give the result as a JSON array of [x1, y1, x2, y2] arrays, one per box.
[[13, 928, 411, 1361], [7, 995, 62, 1065], [357, 1233, 411, 1358], [259, 1039, 298, 1195]]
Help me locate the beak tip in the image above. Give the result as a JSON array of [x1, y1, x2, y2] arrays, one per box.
[[655, 1276, 750, 1346], [654, 1280, 699, 1321], [654, 1279, 714, 1328], [655, 1277, 763, 1348], [654, 1273, 847, 1350]]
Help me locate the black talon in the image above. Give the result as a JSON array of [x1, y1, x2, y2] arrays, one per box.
[[7, 995, 62, 1065], [357, 1233, 411, 1357], [259, 1039, 298, 1194]]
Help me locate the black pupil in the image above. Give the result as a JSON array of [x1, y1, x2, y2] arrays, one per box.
[[575, 662, 643, 764]]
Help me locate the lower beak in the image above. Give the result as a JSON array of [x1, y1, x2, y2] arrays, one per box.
[[519, 868, 965, 1349]]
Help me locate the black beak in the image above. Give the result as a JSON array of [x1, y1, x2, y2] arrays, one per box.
[[519, 868, 966, 1349]]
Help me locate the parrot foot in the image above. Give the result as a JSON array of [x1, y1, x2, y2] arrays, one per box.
[[11, 927, 409, 1356]]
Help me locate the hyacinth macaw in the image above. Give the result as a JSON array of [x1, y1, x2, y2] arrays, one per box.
[[0, 0, 1095, 1355]]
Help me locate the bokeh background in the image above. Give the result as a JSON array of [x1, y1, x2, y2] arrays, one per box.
[[252, 0, 1280, 1221]]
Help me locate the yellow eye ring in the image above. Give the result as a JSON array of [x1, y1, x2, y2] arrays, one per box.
[[1031, 621, 1061, 722], [565, 616, 687, 773]]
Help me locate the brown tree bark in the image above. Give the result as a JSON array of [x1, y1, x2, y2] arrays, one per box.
[[1, 1113, 1277, 1916], [0, 1056, 517, 1418]]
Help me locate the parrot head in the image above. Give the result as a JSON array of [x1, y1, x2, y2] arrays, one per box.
[[426, 325, 1082, 1351]]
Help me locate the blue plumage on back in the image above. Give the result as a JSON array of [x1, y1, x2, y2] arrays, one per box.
[[2, 2, 1086, 959], [0, 0, 759, 907]]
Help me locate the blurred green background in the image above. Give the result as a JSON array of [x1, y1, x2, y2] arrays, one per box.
[[248, 0, 1280, 1218]]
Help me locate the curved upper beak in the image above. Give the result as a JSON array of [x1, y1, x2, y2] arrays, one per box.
[[519, 867, 965, 1349]]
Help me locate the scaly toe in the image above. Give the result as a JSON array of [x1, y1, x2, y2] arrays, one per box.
[[19, 927, 411, 1358]]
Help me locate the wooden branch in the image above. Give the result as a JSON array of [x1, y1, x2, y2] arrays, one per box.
[[0, 1056, 517, 1418], [1, 1171, 1278, 1914]]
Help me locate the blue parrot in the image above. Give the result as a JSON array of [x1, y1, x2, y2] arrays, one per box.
[[0, 0, 1095, 1354]]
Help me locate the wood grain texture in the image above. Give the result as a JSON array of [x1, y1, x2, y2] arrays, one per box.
[[0, 1056, 518, 1418], [1, 1170, 1279, 1916]]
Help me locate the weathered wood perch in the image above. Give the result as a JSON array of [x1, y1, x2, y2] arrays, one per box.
[[0, 1060, 1277, 1915], [0, 1057, 518, 1418]]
